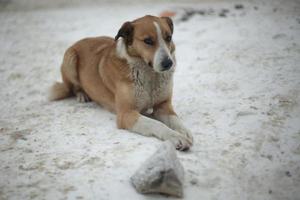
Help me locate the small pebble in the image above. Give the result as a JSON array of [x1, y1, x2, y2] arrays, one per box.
[[190, 178, 198, 185], [285, 171, 292, 177], [235, 4, 244, 9]]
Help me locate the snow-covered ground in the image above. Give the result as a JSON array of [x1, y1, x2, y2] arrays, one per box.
[[1, 0, 300, 199]]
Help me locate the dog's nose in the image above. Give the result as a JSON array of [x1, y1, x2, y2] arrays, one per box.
[[161, 58, 173, 71]]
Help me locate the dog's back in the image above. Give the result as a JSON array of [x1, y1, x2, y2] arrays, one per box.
[[49, 37, 116, 106]]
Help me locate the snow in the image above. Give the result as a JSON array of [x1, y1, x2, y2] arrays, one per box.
[[0, 0, 300, 199]]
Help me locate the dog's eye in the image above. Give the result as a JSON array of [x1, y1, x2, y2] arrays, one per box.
[[165, 35, 172, 42], [144, 37, 154, 46]]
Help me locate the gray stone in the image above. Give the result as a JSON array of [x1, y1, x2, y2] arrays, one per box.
[[131, 141, 184, 197]]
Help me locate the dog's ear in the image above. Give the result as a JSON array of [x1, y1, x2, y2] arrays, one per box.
[[161, 17, 173, 34], [115, 22, 134, 45]]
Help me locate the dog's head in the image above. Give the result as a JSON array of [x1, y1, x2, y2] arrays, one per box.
[[115, 15, 175, 73]]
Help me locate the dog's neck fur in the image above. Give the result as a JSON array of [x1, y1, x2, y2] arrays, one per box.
[[116, 39, 174, 111]]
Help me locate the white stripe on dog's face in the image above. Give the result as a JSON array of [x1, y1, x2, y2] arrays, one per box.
[[153, 22, 173, 72]]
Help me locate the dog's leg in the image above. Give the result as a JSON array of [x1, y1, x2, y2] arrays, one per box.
[[153, 100, 194, 144], [115, 85, 192, 151], [117, 110, 192, 150]]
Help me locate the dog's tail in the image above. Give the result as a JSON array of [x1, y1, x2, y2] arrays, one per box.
[[48, 47, 79, 101], [48, 82, 71, 101]]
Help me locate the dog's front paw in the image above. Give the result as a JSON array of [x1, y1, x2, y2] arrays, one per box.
[[169, 134, 192, 151], [176, 128, 194, 145]]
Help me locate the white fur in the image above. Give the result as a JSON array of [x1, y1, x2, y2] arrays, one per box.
[[132, 115, 174, 139], [153, 22, 174, 72], [155, 115, 184, 130], [116, 38, 138, 64], [130, 62, 173, 111], [154, 114, 194, 143], [131, 115, 190, 145]]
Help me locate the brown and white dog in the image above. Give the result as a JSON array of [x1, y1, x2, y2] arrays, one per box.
[[49, 15, 193, 150]]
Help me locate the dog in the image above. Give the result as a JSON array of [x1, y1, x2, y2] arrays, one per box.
[[49, 15, 193, 151]]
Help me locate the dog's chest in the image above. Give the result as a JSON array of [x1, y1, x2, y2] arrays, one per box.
[[131, 66, 173, 111]]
